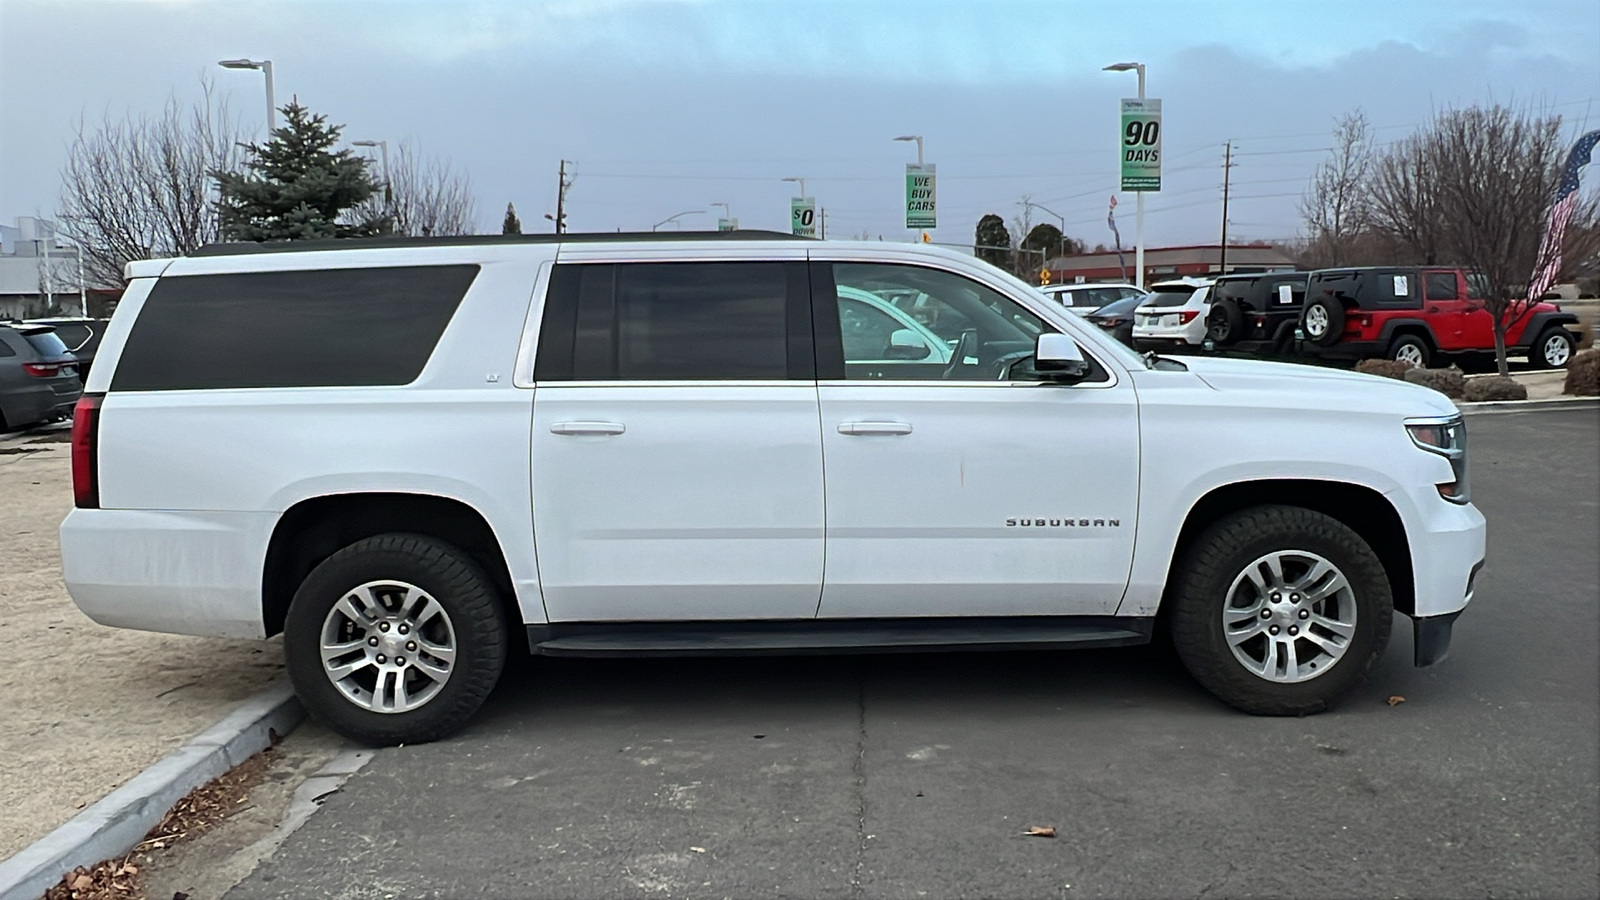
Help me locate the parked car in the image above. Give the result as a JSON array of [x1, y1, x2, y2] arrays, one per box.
[[0, 324, 83, 431], [1083, 291, 1146, 347], [24, 317, 112, 379], [62, 232, 1484, 745], [1132, 278, 1214, 351], [1299, 267, 1580, 368], [1040, 282, 1145, 315], [1205, 272, 1309, 354]]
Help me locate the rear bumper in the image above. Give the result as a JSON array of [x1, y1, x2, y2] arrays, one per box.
[[1, 381, 79, 426], [59, 507, 276, 639]]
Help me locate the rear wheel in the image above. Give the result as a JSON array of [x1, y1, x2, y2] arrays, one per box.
[[1388, 334, 1430, 368], [1207, 301, 1244, 346], [284, 533, 508, 746], [1302, 299, 1344, 347], [1532, 327, 1574, 368], [1169, 506, 1392, 715]]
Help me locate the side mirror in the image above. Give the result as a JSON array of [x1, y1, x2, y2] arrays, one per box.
[[884, 328, 932, 360], [1033, 333, 1089, 383]]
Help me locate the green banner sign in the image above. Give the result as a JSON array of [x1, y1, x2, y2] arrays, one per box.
[[905, 163, 936, 229], [1120, 98, 1162, 192], [791, 198, 817, 237]]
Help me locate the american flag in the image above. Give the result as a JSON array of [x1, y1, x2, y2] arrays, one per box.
[[1525, 129, 1600, 302]]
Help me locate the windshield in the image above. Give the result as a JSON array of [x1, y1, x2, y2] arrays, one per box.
[[1141, 287, 1199, 308]]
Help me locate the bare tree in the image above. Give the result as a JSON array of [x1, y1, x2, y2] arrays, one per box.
[[1299, 111, 1373, 267], [57, 80, 246, 289], [1425, 107, 1564, 373], [1365, 133, 1447, 267], [351, 139, 477, 237]]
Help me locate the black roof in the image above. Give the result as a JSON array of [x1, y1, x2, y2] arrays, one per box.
[[191, 229, 808, 257], [1213, 270, 1309, 282]]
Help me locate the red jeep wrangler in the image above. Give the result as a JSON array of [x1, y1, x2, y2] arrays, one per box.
[[1298, 267, 1579, 368]]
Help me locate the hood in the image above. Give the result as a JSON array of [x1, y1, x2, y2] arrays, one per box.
[[1180, 356, 1460, 418]]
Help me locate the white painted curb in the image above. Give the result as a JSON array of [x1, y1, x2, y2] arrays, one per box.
[[0, 681, 304, 900], [1461, 396, 1599, 412]]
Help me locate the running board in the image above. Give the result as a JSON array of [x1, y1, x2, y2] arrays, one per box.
[[526, 616, 1153, 657]]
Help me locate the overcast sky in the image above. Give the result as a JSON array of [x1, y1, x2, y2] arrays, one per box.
[[1, 0, 1596, 249]]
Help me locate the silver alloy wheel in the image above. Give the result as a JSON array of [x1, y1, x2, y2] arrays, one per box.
[[1222, 550, 1357, 683], [1304, 305, 1328, 338], [319, 580, 457, 713], [1393, 343, 1425, 367], [1543, 333, 1571, 367]]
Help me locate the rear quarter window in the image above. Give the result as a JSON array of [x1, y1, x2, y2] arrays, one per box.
[[111, 265, 479, 391]]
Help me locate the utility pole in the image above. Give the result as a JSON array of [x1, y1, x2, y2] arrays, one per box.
[[819, 207, 827, 239], [1219, 141, 1233, 276], [550, 160, 573, 234]]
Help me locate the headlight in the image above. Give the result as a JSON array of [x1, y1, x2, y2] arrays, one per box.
[[1406, 417, 1469, 504]]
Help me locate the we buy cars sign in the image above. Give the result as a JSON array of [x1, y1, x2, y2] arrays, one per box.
[[905, 164, 936, 229]]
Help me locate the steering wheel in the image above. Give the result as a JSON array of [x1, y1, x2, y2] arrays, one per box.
[[941, 330, 979, 380]]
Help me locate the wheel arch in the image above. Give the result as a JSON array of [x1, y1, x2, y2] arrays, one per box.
[[1380, 319, 1438, 351], [262, 492, 518, 638], [1160, 479, 1416, 620]]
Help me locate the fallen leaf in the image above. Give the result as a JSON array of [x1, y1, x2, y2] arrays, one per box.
[[123, 864, 138, 875], [70, 872, 94, 890], [1387, 695, 1406, 706], [1024, 826, 1056, 838], [689, 846, 707, 853]]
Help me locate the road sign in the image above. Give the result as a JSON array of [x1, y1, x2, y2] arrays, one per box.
[[905, 163, 937, 229], [717, 217, 738, 232], [1120, 98, 1162, 192], [790, 198, 817, 237]]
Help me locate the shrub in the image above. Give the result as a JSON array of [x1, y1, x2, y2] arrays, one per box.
[[1563, 348, 1600, 396], [1462, 376, 1528, 402], [1402, 365, 1467, 399], [1355, 359, 1411, 379]]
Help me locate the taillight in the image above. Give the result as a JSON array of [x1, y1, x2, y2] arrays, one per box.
[[22, 362, 61, 377], [1177, 310, 1200, 324], [71, 394, 103, 509]]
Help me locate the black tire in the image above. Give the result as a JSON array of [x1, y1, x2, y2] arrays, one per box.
[[1302, 298, 1345, 347], [284, 533, 508, 746], [1207, 301, 1245, 346], [1531, 327, 1574, 369], [1387, 334, 1431, 368], [1168, 506, 1393, 716]]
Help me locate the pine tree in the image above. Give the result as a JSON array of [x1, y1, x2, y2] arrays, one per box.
[[502, 202, 522, 235], [974, 214, 1011, 269], [214, 101, 386, 241]]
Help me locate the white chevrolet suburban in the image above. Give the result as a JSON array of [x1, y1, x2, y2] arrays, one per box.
[[61, 232, 1486, 745]]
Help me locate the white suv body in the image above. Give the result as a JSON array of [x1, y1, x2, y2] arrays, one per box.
[[1133, 277, 1214, 349], [61, 234, 1485, 744]]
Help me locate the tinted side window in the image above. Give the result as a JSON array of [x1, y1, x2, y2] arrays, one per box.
[[112, 265, 478, 391], [50, 324, 92, 350], [544, 262, 809, 381], [1424, 272, 1459, 300]]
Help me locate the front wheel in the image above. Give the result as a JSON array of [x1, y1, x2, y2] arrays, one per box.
[[1532, 327, 1574, 368], [1168, 506, 1393, 715], [284, 534, 508, 745]]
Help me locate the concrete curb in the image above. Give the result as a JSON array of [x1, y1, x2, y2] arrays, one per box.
[[0, 681, 304, 900], [1461, 396, 1599, 412]]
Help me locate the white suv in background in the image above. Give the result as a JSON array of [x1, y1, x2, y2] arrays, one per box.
[[1040, 282, 1144, 315], [61, 232, 1484, 745], [1133, 277, 1214, 350]]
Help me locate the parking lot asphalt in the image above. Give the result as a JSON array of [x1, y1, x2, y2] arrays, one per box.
[[226, 407, 1598, 899]]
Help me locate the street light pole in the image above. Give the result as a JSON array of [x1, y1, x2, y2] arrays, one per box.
[[1025, 200, 1068, 263], [710, 201, 731, 230], [652, 210, 704, 231], [782, 176, 807, 199], [218, 58, 275, 132], [894, 135, 923, 166], [1103, 61, 1147, 288]]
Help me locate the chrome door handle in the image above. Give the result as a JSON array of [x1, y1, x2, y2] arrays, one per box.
[[550, 421, 625, 436], [837, 421, 913, 436]]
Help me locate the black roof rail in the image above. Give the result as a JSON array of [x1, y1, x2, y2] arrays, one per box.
[[190, 230, 810, 257]]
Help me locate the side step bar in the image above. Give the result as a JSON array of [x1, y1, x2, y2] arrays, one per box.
[[527, 616, 1154, 657]]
